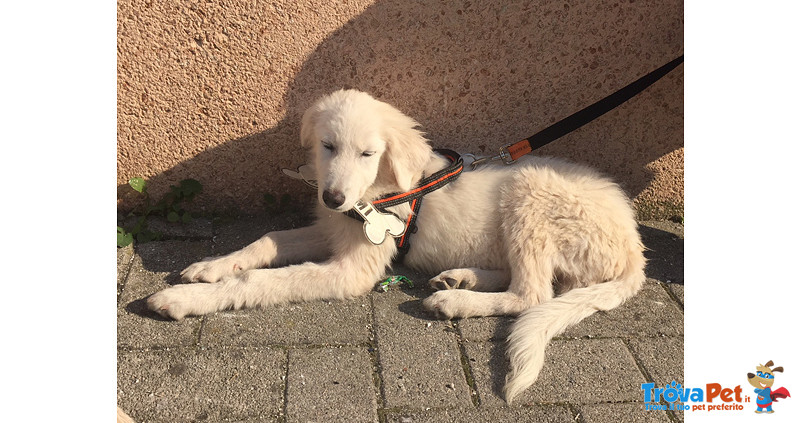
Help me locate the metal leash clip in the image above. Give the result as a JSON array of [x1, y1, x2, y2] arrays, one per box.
[[462, 144, 518, 171]]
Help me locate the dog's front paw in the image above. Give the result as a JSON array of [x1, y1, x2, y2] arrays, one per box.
[[146, 284, 219, 320], [180, 256, 243, 283], [423, 290, 462, 320], [429, 269, 477, 290]]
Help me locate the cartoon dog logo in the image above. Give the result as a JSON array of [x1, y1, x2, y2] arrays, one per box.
[[747, 360, 791, 413]]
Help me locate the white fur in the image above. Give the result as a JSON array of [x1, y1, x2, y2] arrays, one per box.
[[147, 89, 646, 402]]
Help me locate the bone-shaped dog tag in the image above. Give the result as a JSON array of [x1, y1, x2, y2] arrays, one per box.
[[353, 200, 407, 245], [281, 165, 318, 188]]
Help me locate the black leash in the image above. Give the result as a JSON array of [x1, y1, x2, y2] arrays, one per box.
[[471, 55, 684, 167]]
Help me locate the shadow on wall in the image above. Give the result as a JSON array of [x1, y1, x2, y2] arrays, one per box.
[[119, 0, 683, 216]]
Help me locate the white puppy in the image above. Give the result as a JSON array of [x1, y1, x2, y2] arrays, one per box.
[[147, 89, 646, 402]]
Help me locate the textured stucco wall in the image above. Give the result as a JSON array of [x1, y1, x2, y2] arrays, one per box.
[[118, 0, 683, 219]]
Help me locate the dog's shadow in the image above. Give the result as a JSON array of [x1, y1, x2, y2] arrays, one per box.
[[394, 286, 442, 322], [123, 213, 310, 320], [639, 223, 684, 284], [488, 321, 513, 400], [124, 297, 174, 321]]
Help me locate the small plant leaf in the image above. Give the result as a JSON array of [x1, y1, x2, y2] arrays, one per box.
[[117, 226, 134, 247], [117, 231, 134, 247], [123, 177, 200, 246], [129, 177, 146, 193]]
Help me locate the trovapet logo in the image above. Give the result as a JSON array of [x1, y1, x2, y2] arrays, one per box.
[[641, 381, 746, 412], [641, 359, 792, 414]]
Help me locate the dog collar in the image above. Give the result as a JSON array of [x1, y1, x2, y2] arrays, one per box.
[[345, 148, 464, 257], [282, 149, 463, 256]]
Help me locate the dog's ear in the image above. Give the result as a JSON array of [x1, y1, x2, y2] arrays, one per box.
[[300, 104, 319, 148], [765, 360, 774, 368], [379, 105, 432, 191], [772, 366, 784, 373]]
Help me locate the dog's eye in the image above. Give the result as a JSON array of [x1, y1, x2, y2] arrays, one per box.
[[362, 151, 376, 157], [322, 141, 335, 151]]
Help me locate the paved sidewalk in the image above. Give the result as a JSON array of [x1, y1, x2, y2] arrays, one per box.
[[117, 215, 684, 423]]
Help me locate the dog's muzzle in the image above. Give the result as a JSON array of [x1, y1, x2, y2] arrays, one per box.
[[322, 189, 346, 209]]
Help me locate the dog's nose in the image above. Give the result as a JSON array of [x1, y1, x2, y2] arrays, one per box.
[[322, 189, 346, 209]]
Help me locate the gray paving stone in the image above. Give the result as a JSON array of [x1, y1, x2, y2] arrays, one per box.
[[465, 339, 647, 406], [117, 346, 286, 423], [640, 220, 684, 238], [372, 289, 473, 409], [385, 404, 574, 422], [666, 282, 683, 306], [460, 341, 511, 407], [117, 218, 683, 422], [286, 347, 378, 423], [563, 280, 684, 338], [627, 337, 684, 387], [674, 405, 685, 421], [457, 316, 514, 342], [201, 298, 373, 347], [531, 339, 647, 403], [629, 336, 684, 422], [579, 402, 673, 423], [118, 244, 135, 299], [117, 240, 212, 349]]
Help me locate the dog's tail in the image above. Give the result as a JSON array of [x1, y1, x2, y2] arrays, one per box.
[[503, 254, 645, 403]]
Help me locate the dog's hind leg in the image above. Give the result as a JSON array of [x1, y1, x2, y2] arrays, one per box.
[[424, 187, 560, 319], [428, 268, 510, 292], [422, 249, 555, 319]]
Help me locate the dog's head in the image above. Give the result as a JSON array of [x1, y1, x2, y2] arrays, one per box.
[[747, 360, 783, 389], [300, 89, 432, 211]]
